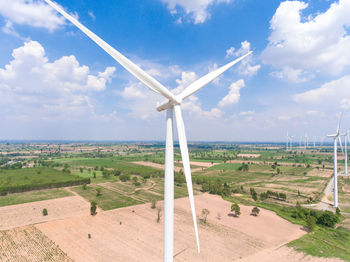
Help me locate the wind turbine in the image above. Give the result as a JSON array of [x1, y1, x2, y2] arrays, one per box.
[[327, 114, 344, 208], [289, 135, 294, 151], [313, 136, 316, 148], [44, 1, 251, 260], [286, 132, 289, 151], [341, 130, 349, 176]]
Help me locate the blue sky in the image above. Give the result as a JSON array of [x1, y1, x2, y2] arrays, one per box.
[[0, 0, 349, 142]]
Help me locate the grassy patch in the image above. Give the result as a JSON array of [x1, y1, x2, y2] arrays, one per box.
[[0, 167, 89, 194], [288, 227, 350, 260], [71, 185, 142, 210], [0, 188, 72, 207]]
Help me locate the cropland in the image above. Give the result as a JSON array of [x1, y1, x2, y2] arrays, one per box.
[[0, 141, 349, 261]]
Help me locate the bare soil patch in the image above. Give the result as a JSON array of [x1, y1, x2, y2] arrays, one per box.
[[36, 194, 305, 262], [0, 196, 90, 230], [0, 225, 72, 262], [132, 161, 215, 173]]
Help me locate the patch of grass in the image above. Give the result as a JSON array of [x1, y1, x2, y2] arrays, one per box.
[[71, 185, 142, 210], [55, 158, 160, 177], [207, 163, 242, 171], [0, 189, 72, 207], [0, 167, 89, 194], [288, 227, 350, 260]]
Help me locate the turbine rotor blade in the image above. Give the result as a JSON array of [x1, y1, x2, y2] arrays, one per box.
[[45, 0, 176, 102], [339, 136, 344, 154], [173, 104, 200, 253], [337, 112, 343, 135], [179, 51, 252, 100]]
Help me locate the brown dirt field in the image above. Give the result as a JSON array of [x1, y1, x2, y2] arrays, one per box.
[[0, 196, 91, 230], [36, 194, 306, 262], [132, 161, 215, 173], [238, 153, 261, 158], [0, 225, 72, 262]]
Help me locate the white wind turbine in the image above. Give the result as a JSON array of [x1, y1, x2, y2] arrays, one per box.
[[327, 114, 344, 208], [286, 132, 289, 151], [289, 135, 294, 150], [341, 130, 349, 176], [44, 1, 252, 260]]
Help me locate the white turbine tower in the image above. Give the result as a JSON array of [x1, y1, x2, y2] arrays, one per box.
[[286, 132, 289, 151], [289, 135, 294, 151], [341, 130, 349, 176], [327, 114, 344, 208], [44, 1, 251, 260]]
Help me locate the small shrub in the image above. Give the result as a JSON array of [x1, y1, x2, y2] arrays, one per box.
[[88, 233, 91, 239], [306, 216, 316, 232], [90, 201, 97, 215], [157, 207, 162, 223], [82, 184, 87, 190], [201, 208, 210, 223], [251, 207, 260, 216], [96, 188, 102, 197], [151, 199, 157, 209], [42, 208, 48, 216]]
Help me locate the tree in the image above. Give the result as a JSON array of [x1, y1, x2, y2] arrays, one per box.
[[90, 201, 97, 215], [336, 207, 341, 216], [252, 191, 258, 201], [251, 207, 260, 216], [306, 216, 316, 232], [157, 207, 162, 223], [42, 208, 48, 216], [201, 209, 210, 223], [231, 203, 241, 217], [151, 199, 157, 209], [93, 171, 96, 179], [82, 184, 87, 190], [96, 188, 102, 197], [80, 167, 84, 173]]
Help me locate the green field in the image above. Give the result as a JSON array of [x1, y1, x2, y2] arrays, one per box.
[[71, 185, 142, 210], [0, 167, 90, 194], [0, 188, 72, 207], [288, 227, 350, 260]]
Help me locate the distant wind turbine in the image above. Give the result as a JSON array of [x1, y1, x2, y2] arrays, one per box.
[[327, 113, 344, 208], [341, 130, 349, 176], [44, 1, 251, 260]]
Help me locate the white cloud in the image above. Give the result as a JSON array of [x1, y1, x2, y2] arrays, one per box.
[[0, 0, 65, 31], [270, 67, 313, 83], [240, 110, 255, 116], [0, 41, 115, 120], [218, 79, 244, 107], [161, 0, 231, 24], [226, 41, 260, 76], [293, 75, 350, 107], [88, 11, 96, 21], [262, 0, 350, 77], [2, 20, 20, 38], [119, 70, 223, 120]]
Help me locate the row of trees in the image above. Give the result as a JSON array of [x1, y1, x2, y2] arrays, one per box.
[[293, 202, 340, 229]]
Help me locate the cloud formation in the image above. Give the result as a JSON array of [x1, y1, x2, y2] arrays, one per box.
[[161, 0, 231, 24], [0, 41, 115, 120], [263, 0, 350, 81], [226, 41, 260, 76], [0, 0, 65, 32]]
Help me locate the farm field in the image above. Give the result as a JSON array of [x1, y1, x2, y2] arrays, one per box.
[[35, 194, 314, 262], [0, 142, 348, 261], [0, 167, 89, 194], [0, 225, 72, 262]]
